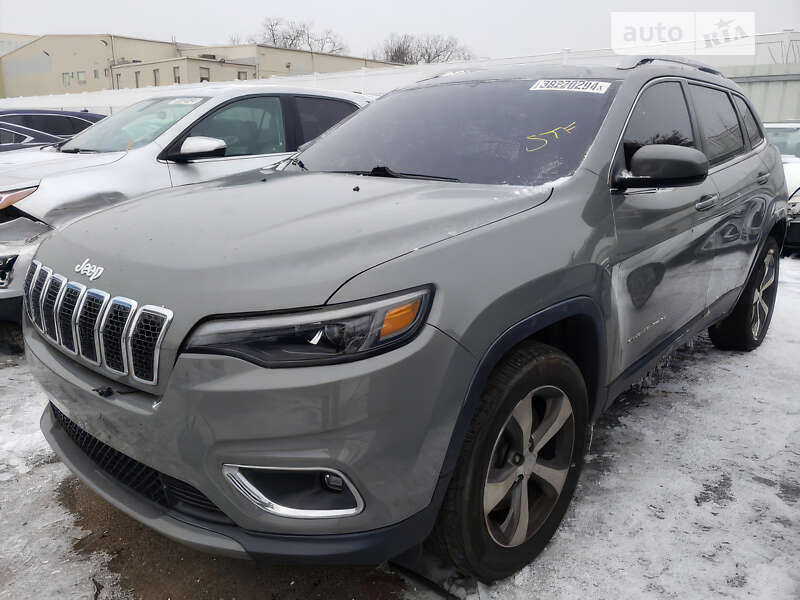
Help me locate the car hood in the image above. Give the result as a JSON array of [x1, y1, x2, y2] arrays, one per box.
[[35, 170, 554, 333], [0, 147, 125, 213]]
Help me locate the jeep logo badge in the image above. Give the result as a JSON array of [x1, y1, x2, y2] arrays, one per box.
[[74, 258, 105, 281]]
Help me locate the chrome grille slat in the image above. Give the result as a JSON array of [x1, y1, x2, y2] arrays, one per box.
[[42, 275, 67, 342], [30, 266, 51, 329], [23, 261, 40, 320], [24, 263, 172, 386], [99, 297, 138, 375], [76, 290, 110, 365], [128, 306, 173, 385], [57, 283, 85, 354]]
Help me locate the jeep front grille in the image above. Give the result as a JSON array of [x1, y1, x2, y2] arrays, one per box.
[[24, 261, 173, 385]]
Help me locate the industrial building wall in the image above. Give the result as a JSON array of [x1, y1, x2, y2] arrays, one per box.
[[110, 57, 256, 90], [0, 35, 180, 98]]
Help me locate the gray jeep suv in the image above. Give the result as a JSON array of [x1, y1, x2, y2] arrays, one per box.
[[23, 59, 787, 581]]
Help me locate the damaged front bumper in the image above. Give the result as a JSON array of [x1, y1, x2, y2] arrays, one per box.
[[0, 218, 51, 323]]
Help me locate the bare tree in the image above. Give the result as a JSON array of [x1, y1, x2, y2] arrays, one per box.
[[246, 17, 349, 55], [415, 34, 473, 63], [375, 33, 473, 64]]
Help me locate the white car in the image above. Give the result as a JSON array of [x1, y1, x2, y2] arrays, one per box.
[[0, 85, 370, 330], [764, 123, 800, 256]]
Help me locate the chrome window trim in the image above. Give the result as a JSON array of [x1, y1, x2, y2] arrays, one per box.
[[44, 274, 68, 343], [221, 464, 365, 519], [24, 260, 41, 321], [57, 281, 86, 356], [126, 305, 173, 385], [99, 296, 138, 376], [35, 266, 53, 332], [75, 288, 110, 366]]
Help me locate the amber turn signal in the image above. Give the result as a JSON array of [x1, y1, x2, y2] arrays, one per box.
[[380, 300, 421, 339], [0, 187, 37, 210]]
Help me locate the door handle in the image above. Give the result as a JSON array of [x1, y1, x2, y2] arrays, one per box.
[[757, 172, 770, 184], [695, 194, 718, 211]]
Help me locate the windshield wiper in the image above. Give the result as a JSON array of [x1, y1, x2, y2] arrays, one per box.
[[332, 166, 459, 182], [60, 147, 98, 154]]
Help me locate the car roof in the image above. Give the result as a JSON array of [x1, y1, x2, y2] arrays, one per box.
[[118, 84, 373, 106], [0, 108, 105, 119], [408, 59, 737, 92]]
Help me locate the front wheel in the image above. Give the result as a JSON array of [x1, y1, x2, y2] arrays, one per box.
[[709, 237, 779, 351], [432, 342, 588, 582]]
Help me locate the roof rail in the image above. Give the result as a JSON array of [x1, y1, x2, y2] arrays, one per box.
[[617, 55, 725, 77]]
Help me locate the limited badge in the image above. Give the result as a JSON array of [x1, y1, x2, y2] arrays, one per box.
[[530, 79, 611, 94]]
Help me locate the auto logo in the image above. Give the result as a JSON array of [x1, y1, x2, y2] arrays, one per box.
[[74, 258, 105, 281]]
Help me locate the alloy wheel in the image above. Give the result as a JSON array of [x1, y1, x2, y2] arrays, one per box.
[[751, 250, 776, 339], [483, 385, 575, 548]]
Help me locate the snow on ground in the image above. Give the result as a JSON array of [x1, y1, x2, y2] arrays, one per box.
[[0, 359, 126, 599], [0, 260, 798, 599], [481, 259, 800, 599]]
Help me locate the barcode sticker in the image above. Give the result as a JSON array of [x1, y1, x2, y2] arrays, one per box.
[[530, 79, 611, 94]]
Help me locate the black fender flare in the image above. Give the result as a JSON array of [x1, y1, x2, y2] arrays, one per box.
[[436, 295, 607, 484]]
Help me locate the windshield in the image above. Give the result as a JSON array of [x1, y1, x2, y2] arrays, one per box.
[[61, 96, 209, 153], [766, 126, 800, 159], [296, 78, 619, 186]]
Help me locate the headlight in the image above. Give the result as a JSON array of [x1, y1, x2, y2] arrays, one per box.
[[789, 190, 800, 217], [0, 187, 37, 210], [184, 287, 433, 367]]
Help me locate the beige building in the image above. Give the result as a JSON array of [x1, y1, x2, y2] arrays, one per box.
[[0, 33, 392, 99]]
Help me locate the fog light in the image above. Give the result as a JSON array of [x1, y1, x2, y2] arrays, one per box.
[[0, 255, 17, 289], [222, 465, 364, 519]]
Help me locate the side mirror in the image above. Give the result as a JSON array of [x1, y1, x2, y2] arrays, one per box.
[[614, 144, 709, 189], [167, 136, 226, 162]]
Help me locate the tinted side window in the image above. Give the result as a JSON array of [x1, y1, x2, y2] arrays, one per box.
[[296, 97, 356, 143], [31, 115, 74, 136], [689, 85, 745, 165], [0, 115, 25, 127], [188, 96, 285, 157], [0, 128, 25, 144], [622, 81, 695, 169], [733, 95, 763, 148], [69, 117, 94, 134]]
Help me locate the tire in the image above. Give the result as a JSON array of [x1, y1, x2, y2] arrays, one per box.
[[432, 341, 588, 582], [0, 321, 24, 354], [708, 236, 780, 351]]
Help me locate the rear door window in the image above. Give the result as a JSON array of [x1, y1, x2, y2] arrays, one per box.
[[689, 84, 745, 166], [188, 96, 286, 156], [622, 81, 696, 169], [295, 97, 357, 143], [732, 96, 763, 148], [0, 128, 26, 144], [30, 115, 75, 136]]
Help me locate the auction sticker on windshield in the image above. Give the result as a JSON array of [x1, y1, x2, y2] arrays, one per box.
[[530, 80, 611, 94]]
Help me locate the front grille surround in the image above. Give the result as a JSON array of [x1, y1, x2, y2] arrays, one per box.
[[57, 282, 86, 355], [76, 289, 110, 365], [42, 274, 67, 343], [23, 260, 40, 318], [31, 265, 52, 329], [99, 297, 138, 375], [24, 262, 173, 386], [127, 306, 174, 385]]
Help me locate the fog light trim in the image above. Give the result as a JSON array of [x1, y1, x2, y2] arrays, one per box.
[[222, 464, 364, 519]]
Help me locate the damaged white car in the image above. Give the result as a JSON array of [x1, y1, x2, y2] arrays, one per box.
[[0, 84, 369, 339]]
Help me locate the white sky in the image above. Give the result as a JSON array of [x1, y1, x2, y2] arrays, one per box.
[[0, 0, 798, 58]]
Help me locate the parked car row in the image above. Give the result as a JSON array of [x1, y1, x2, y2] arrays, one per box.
[[0, 85, 367, 333], [764, 122, 800, 255], [0, 109, 106, 152], [5, 59, 791, 582]]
